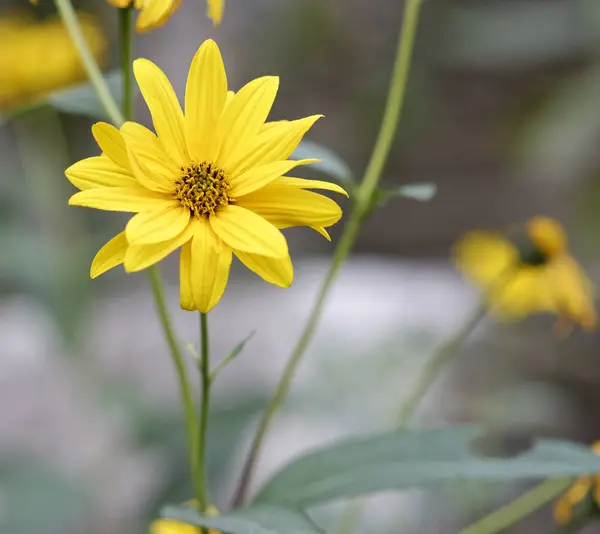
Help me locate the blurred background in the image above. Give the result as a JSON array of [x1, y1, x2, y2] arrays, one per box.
[[2, 0, 600, 532]]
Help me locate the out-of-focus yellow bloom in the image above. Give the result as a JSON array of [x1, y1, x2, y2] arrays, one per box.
[[454, 216, 596, 332], [66, 39, 346, 313], [151, 504, 221, 534], [0, 12, 106, 110], [554, 441, 600, 524], [206, 0, 224, 26], [106, 0, 224, 32]]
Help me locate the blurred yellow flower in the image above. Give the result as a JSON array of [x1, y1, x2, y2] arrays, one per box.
[[454, 216, 596, 332], [0, 12, 106, 110], [66, 39, 346, 313], [554, 441, 600, 524], [206, 0, 224, 26], [151, 504, 220, 534], [151, 520, 198, 534], [107, 0, 224, 32]]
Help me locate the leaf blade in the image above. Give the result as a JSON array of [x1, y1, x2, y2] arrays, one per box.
[[48, 70, 124, 120], [291, 140, 354, 185], [161, 504, 325, 534], [254, 425, 600, 507]]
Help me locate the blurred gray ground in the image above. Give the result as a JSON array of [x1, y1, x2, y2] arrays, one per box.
[[3, 0, 600, 532]]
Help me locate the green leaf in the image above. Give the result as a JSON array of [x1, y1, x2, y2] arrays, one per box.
[[211, 331, 256, 381], [0, 70, 125, 125], [392, 183, 437, 202], [48, 70, 123, 120], [161, 504, 325, 534], [291, 140, 354, 185], [370, 182, 437, 213], [253, 425, 600, 508]]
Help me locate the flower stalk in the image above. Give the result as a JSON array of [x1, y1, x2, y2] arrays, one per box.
[[197, 312, 212, 510], [396, 302, 487, 425], [231, 0, 425, 507], [459, 478, 572, 534], [53, 0, 123, 125], [148, 266, 201, 502]]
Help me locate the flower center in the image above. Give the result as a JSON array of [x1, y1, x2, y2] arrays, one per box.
[[175, 161, 232, 218], [513, 233, 549, 267]]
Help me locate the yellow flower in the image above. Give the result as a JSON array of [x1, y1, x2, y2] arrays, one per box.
[[66, 39, 346, 313], [106, 0, 224, 32], [206, 0, 224, 26], [554, 441, 600, 524], [151, 504, 220, 534], [453, 216, 596, 331], [150, 520, 198, 534], [0, 12, 106, 110]]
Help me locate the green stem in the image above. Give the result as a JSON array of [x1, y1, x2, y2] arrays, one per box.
[[197, 312, 211, 510], [336, 501, 365, 534], [148, 266, 201, 502], [231, 0, 424, 507], [119, 6, 134, 122], [396, 302, 487, 425], [459, 478, 572, 534], [53, 0, 124, 125], [355, 0, 423, 205]]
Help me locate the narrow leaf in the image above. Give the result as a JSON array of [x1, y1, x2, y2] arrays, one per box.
[[1, 70, 126, 126], [161, 504, 325, 534], [291, 140, 354, 185], [254, 425, 600, 508], [48, 70, 124, 120], [395, 182, 437, 201], [211, 331, 256, 381]]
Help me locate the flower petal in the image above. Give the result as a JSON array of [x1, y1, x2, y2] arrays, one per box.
[[230, 158, 317, 197], [151, 519, 198, 534], [185, 39, 227, 162], [69, 186, 165, 213], [133, 58, 187, 163], [226, 115, 322, 176], [453, 232, 518, 287], [65, 156, 139, 190], [69, 187, 166, 212], [275, 176, 349, 197], [235, 251, 293, 288], [216, 76, 279, 169], [210, 204, 288, 258], [237, 183, 342, 228], [206, 247, 232, 311], [126, 203, 190, 245], [92, 122, 129, 169], [490, 267, 555, 319], [548, 256, 597, 330], [135, 0, 181, 32], [206, 0, 224, 26], [124, 223, 195, 272], [179, 241, 195, 311], [120, 121, 178, 193], [312, 227, 331, 240], [90, 232, 128, 279], [180, 219, 232, 312]]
